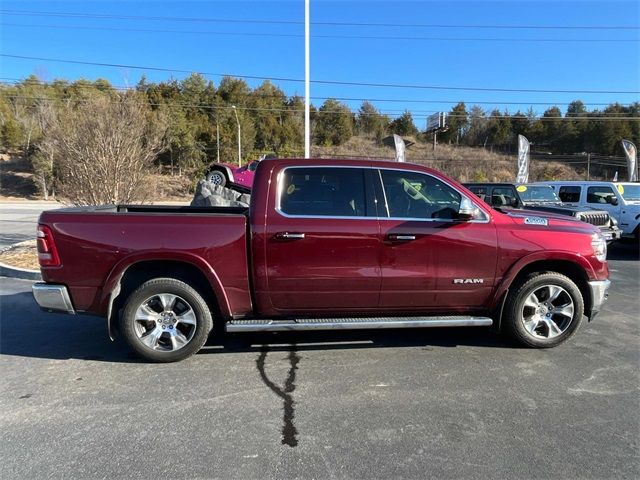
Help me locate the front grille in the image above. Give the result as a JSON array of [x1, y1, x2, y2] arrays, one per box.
[[578, 212, 609, 227]]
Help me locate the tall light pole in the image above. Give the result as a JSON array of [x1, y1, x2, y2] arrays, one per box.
[[304, 0, 310, 158], [231, 105, 241, 166]]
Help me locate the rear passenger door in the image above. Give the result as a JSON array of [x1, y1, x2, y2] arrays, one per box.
[[263, 166, 382, 313]]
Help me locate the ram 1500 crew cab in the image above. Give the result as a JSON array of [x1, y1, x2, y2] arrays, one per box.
[[33, 159, 611, 362]]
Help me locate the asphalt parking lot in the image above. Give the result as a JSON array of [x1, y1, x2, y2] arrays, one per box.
[[0, 243, 638, 479]]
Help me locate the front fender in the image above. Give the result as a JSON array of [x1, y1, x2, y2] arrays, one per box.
[[490, 250, 597, 310], [209, 163, 235, 183]]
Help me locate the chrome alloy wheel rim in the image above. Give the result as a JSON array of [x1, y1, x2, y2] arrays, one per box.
[[521, 285, 575, 339], [133, 294, 197, 351], [208, 172, 224, 185]]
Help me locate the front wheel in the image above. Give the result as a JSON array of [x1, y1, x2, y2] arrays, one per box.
[[120, 278, 213, 362], [206, 169, 227, 187], [503, 272, 584, 348]]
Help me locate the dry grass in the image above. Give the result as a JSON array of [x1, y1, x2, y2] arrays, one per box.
[[312, 136, 583, 183], [0, 240, 39, 270]]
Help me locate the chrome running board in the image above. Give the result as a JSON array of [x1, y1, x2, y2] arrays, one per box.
[[226, 316, 493, 333]]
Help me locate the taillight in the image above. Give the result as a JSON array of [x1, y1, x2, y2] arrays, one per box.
[[37, 225, 61, 267]]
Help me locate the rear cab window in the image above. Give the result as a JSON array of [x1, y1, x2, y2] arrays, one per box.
[[278, 167, 373, 217]]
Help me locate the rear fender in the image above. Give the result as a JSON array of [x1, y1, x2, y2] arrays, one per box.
[[100, 251, 231, 340]]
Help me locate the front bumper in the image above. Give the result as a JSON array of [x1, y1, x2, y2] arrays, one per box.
[[588, 279, 611, 320], [601, 226, 622, 242], [32, 283, 75, 314]]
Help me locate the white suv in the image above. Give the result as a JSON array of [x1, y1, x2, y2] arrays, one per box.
[[535, 181, 640, 241]]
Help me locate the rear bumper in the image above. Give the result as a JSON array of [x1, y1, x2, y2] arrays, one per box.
[[588, 279, 611, 320], [32, 283, 75, 314]]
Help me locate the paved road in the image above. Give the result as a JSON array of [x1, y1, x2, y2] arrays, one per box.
[[0, 201, 59, 249], [0, 243, 638, 479]]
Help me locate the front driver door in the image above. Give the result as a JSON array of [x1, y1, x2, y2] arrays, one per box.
[[376, 168, 498, 310]]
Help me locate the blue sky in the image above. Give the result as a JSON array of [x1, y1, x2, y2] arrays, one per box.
[[1, 0, 638, 126]]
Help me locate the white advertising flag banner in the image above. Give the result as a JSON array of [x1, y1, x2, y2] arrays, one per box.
[[393, 134, 406, 163], [516, 134, 530, 183], [621, 139, 637, 182]]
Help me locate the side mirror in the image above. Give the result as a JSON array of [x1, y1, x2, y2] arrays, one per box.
[[458, 196, 479, 221], [608, 196, 618, 206]]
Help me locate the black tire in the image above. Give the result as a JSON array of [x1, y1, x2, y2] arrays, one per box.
[[120, 278, 213, 362], [503, 272, 584, 348], [206, 169, 227, 187]]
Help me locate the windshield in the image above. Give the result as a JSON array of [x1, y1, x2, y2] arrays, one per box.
[[617, 184, 640, 202], [518, 185, 560, 203]]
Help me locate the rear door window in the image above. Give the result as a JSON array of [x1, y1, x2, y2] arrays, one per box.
[[558, 186, 581, 203], [279, 167, 370, 217], [491, 187, 517, 207], [467, 186, 487, 203]]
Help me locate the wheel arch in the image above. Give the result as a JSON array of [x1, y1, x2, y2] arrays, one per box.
[[493, 255, 594, 325], [103, 255, 231, 340], [207, 164, 234, 183]]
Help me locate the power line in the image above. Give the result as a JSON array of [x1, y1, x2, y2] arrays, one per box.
[[1, 9, 637, 30], [3, 54, 639, 94], [2, 22, 637, 43], [1, 78, 632, 107]]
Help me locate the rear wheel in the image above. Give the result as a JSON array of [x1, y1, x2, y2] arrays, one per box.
[[206, 169, 227, 187], [120, 278, 213, 362], [504, 272, 584, 348]]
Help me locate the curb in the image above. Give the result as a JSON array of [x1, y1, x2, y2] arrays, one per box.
[[0, 262, 42, 281]]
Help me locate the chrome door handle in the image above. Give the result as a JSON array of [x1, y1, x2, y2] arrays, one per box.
[[275, 232, 306, 240], [388, 234, 416, 241]]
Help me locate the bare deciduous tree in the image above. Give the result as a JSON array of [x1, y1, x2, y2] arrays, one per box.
[[43, 93, 167, 205]]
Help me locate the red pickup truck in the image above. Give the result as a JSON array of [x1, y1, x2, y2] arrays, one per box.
[[33, 159, 611, 362]]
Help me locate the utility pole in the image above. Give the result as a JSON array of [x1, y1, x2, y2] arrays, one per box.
[[232, 105, 241, 166], [216, 121, 220, 163], [587, 153, 591, 180], [304, 0, 310, 158]]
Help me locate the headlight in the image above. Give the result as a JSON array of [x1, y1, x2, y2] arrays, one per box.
[[591, 232, 607, 261]]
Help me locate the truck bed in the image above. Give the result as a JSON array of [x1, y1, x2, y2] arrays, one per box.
[[38, 205, 252, 316]]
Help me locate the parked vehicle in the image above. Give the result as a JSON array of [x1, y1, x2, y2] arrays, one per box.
[[533, 181, 640, 242], [205, 154, 275, 189], [33, 159, 610, 362], [205, 160, 258, 188], [463, 182, 622, 242]]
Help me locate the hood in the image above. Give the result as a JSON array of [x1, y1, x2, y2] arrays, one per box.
[[499, 208, 599, 236], [500, 207, 583, 223]]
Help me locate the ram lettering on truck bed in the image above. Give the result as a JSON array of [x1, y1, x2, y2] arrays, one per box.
[[33, 159, 611, 362]]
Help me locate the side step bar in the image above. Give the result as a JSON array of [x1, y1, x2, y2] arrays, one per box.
[[226, 316, 493, 333]]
